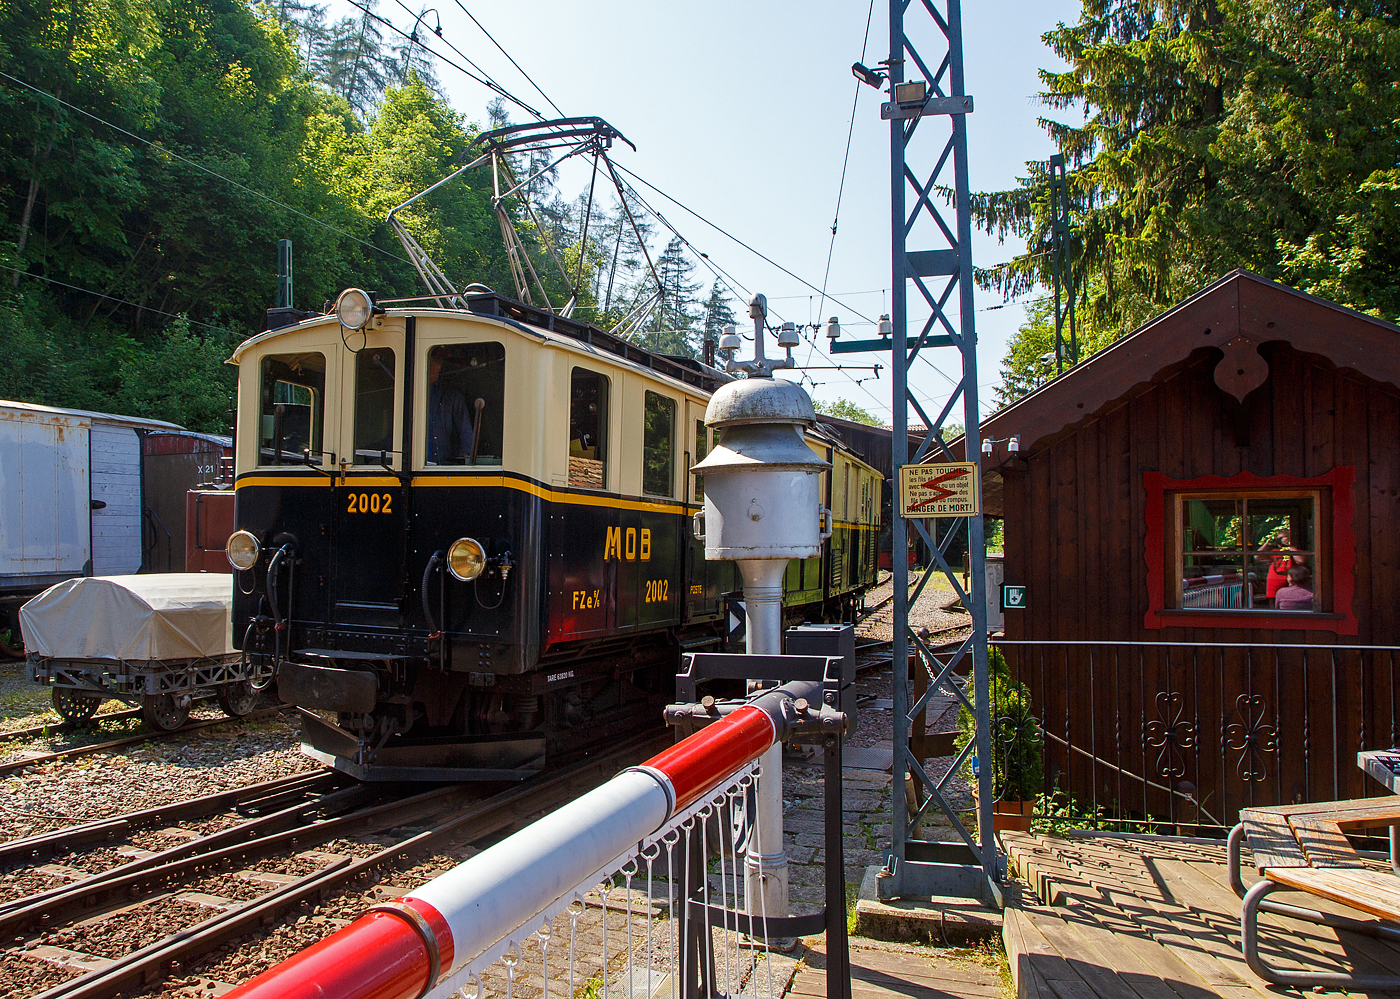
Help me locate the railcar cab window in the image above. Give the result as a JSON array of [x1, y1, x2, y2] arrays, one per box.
[[642, 391, 675, 497], [694, 419, 708, 502], [568, 368, 608, 489], [1175, 492, 1321, 612], [258, 353, 325, 465], [352, 348, 395, 465], [425, 342, 505, 465]]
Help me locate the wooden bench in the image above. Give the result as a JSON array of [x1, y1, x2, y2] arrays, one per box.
[[1228, 796, 1400, 988]]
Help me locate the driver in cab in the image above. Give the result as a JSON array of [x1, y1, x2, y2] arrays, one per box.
[[427, 354, 473, 464]]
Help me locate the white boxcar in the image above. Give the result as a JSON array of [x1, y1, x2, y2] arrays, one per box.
[[0, 400, 183, 657]]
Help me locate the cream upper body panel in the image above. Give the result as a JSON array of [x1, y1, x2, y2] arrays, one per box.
[[230, 309, 714, 498]]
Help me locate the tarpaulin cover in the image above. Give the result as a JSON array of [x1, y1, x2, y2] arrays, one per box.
[[20, 573, 234, 660]]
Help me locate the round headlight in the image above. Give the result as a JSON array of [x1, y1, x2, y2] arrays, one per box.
[[447, 538, 486, 582], [226, 530, 261, 571], [335, 287, 373, 330]]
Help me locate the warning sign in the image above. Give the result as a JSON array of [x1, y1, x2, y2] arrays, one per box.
[[898, 462, 980, 518]]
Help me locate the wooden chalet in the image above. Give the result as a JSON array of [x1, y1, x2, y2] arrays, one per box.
[[975, 270, 1400, 827]]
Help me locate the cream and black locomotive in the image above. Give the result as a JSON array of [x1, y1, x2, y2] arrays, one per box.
[[226, 291, 881, 779]]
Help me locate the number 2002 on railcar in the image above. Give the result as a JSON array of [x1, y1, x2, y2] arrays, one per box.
[[224, 291, 882, 781]]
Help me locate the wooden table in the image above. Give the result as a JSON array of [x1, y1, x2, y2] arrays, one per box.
[[1229, 795, 1400, 989], [1358, 749, 1400, 874]]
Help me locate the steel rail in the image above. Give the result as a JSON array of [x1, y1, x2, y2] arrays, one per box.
[[0, 706, 286, 777], [30, 730, 674, 999], [0, 769, 339, 867], [0, 781, 377, 921], [0, 781, 425, 935], [0, 708, 143, 744]]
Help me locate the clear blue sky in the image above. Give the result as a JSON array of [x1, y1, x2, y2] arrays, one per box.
[[326, 0, 1082, 424]]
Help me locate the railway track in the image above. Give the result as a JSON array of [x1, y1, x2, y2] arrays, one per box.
[[0, 706, 286, 778], [0, 769, 343, 869], [0, 710, 144, 746], [8, 729, 672, 999]]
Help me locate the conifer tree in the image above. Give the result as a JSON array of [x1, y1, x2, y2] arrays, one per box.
[[322, 0, 394, 116], [390, 6, 440, 93], [648, 237, 701, 356], [701, 283, 738, 340], [973, 0, 1400, 330]]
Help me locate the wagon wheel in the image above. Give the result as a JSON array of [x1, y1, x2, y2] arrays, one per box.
[[216, 680, 258, 718], [51, 688, 100, 725], [142, 694, 190, 731]]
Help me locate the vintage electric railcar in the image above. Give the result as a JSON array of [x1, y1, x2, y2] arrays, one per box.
[[227, 292, 881, 780]]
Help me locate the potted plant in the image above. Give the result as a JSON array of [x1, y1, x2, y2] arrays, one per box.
[[955, 647, 1044, 832]]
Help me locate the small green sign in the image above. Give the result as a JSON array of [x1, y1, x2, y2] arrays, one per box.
[[1001, 584, 1027, 610]]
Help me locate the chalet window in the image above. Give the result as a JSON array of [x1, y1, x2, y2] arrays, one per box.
[[259, 353, 325, 465], [568, 368, 608, 489], [642, 391, 675, 497], [1174, 492, 1320, 612], [1143, 468, 1358, 635]]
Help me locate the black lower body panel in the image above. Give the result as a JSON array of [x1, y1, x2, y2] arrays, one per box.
[[297, 709, 545, 782]]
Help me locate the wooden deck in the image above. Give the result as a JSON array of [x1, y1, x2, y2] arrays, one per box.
[[1002, 830, 1400, 999]]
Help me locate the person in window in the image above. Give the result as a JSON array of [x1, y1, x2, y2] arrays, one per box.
[[1264, 530, 1304, 601], [1275, 564, 1314, 611], [427, 354, 473, 464]]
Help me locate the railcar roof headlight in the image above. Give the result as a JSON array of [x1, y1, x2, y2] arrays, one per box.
[[447, 537, 486, 582], [226, 530, 261, 571], [335, 287, 374, 330]]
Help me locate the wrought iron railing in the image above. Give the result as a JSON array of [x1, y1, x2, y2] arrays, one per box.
[[989, 640, 1400, 831]]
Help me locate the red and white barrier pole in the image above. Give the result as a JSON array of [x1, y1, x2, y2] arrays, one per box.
[[223, 701, 784, 999]]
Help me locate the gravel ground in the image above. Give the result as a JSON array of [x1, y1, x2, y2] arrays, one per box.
[[858, 570, 972, 642], [0, 870, 68, 906], [50, 898, 216, 959], [0, 712, 317, 842], [0, 953, 79, 998], [0, 660, 135, 734]]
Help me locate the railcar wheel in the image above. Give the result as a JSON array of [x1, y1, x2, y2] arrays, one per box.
[[51, 688, 100, 725], [216, 680, 258, 718], [142, 694, 190, 731]]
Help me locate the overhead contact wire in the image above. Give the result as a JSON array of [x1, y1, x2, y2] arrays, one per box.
[[451, 0, 566, 117], [0, 70, 412, 267], [346, 0, 545, 120], [3, 265, 239, 334], [810, 0, 877, 371]]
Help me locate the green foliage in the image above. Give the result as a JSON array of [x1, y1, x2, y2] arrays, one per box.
[[1, 0, 690, 430], [813, 398, 882, 426], [1031, 784, 1106, 835], [956, 647, 1044, 802], [994, 296, 1120, 407], [985, 518, 1004, 553], [974, 0, 1400, 335]]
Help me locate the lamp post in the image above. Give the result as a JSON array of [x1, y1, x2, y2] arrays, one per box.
[[693, 292, 829, 924]]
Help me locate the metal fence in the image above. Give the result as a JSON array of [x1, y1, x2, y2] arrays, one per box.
[[222, 678, 851, 999], [989, 640, 1400, 831], [427, 763, 774, 999]]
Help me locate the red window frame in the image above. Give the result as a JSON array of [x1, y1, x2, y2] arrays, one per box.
[[1143, 467, 1357, 635]]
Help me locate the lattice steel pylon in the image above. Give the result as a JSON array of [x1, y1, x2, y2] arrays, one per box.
[[838, 0, 997, 904]]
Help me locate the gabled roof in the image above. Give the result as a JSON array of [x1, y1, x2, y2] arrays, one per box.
[[978, 270, 1400, 456], [0, 399, 183, 431]]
